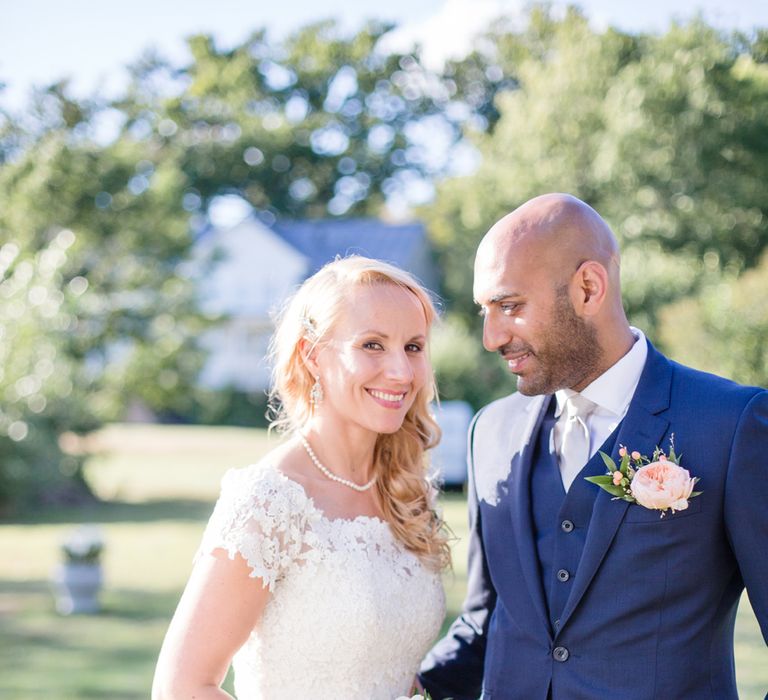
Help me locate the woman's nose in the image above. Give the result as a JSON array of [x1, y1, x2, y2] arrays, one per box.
[[385, 349, 415, 382]]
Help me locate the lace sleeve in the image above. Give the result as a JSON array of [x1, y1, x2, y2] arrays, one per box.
[[196, 465, 315, 591]]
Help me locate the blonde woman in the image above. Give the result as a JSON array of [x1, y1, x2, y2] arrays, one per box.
[[153, 256, 450, 699]]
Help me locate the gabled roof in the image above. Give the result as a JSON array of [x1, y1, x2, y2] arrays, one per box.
[[270, 218, 437, 290]]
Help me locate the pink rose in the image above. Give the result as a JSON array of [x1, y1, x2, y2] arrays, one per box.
[[630, 460, 695, 512]]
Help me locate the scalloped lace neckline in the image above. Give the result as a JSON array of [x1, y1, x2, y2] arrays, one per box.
[[265, 463, 389, 528]]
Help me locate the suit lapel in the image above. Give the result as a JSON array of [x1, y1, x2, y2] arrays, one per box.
[[557, 342, 673, 632], [507, 394, 552, 634]]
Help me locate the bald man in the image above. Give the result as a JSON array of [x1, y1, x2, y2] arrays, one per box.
[[420, 194, 768, 699]]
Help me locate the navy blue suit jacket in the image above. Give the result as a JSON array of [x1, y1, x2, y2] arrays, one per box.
[[421, 342, 768, 699]]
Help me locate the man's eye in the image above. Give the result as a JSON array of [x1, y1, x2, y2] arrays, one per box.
[[501, 304, 519, 315]]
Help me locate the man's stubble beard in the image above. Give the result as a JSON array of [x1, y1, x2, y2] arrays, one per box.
[[516, 287, 602, 396]]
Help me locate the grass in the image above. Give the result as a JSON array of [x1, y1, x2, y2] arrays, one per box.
[[0, 423, 765, 699]]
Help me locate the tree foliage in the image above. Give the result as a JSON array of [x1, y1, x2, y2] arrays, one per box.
[[658, 254, 768, 388], [431, 315, 513, 411], [115, 21, 472, 221], [0, 85, 208, 508]]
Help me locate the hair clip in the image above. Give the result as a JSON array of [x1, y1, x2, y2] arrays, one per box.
[[300, 315, 316, 337]]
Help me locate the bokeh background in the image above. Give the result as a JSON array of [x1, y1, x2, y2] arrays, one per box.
[[1, 1, 767, 697]]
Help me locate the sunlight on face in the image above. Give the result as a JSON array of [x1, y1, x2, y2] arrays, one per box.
[[474, 243, 598, 395], [314, 283, 431, 435]]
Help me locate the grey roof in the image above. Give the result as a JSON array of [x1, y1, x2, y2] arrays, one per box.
[[270, 218, 438, 291]]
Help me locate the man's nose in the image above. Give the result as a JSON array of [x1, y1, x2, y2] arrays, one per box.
[[482, 313, 509, 352]]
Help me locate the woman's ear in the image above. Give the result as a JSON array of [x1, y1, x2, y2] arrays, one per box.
[[571, 260, 608, 317], [299, 337, 320, 376]]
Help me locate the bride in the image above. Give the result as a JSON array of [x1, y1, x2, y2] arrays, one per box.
[[152, 256, 450, 699]]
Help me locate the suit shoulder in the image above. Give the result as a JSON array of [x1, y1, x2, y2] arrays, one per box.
[[670, 360, 765, 410], [473, 392, 540, 429]]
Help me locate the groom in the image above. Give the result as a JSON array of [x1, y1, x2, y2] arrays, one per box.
[[419, 194, 768, 699]]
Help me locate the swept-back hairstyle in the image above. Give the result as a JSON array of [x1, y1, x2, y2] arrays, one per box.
[[268, 255, 450, 570]]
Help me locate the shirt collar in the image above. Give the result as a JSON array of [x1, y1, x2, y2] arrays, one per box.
[[555, 327, 648, 418]]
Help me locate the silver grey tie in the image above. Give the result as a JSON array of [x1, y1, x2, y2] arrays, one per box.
[[559, 394, 596, 492]]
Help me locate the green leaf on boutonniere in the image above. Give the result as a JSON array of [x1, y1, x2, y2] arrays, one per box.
[[690, 476, 701, 497], [585, 475, 614, 485], [599, 451, 618, 472], [584, 474, 626, 497], [619, 451, 632, 475]]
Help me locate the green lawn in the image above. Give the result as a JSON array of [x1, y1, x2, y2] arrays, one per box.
[[0, 423, 765, 699]]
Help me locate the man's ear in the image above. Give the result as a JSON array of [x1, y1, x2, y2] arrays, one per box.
[[572, 260, 607, 317]]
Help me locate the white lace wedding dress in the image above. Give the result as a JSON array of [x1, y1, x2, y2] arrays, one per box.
[[197, 462, 446, 700]]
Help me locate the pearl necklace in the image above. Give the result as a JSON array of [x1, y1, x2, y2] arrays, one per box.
[[299, 435, 377, 492]]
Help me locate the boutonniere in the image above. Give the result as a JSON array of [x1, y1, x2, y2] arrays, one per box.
[[585, 437, 701, 517]]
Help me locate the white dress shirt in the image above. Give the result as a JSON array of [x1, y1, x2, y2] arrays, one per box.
[[553, 327, 648, 489]]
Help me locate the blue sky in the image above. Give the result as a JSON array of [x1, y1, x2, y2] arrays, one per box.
[[2, 0, 767, 110]]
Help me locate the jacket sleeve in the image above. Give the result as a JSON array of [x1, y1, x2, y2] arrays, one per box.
[[419, 410, 497, 700], [724, 389, 768, 654]]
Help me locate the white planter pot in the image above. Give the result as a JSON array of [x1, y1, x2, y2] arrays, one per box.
[[52, 562, 103, 614]]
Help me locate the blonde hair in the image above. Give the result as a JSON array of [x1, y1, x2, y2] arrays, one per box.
[[268, 255, 450, 570]]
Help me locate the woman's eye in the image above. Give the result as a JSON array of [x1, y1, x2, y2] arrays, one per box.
[[405, 343, 423, 353], [362, 341, 384, 351]]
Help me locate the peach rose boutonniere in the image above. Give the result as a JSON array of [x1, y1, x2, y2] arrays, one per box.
[[585, 437, 701, 517]]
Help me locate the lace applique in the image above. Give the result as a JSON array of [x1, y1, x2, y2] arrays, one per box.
[[196, 464, 321, 591], [196, 462, 447, 698]]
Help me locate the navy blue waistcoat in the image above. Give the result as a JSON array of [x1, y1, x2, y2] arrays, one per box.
[[531, 403, 619, 631]]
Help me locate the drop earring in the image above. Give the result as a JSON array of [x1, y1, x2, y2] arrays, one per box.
[[310, 376, 324, 408]]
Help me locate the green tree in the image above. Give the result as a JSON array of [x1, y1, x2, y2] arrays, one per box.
[[426, 7, 640, 321], [0, 232, 89, 507], [431, 315, 512, 411], [0, 86, 206, 509], [658, 254, 768, 388], [116, 21, 469, 221], [596, 21, 768, 332]]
